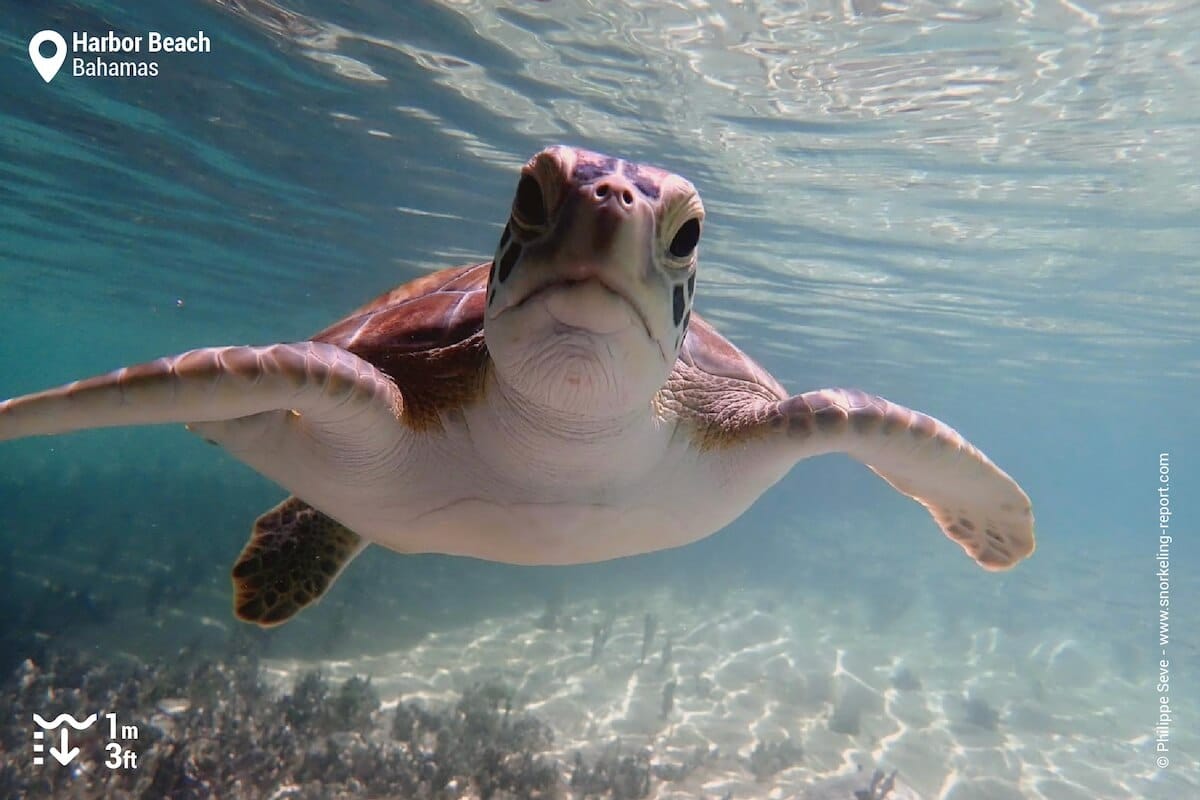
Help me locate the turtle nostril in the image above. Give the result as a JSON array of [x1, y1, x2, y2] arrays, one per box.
[[593, 181, 635, 208]]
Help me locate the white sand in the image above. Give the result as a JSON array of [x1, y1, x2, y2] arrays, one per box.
[[254, 520, 1197, 800]]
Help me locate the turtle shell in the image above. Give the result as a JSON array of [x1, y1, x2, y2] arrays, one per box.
[[315, 262, 489, 354], [313, 263, 491, 430]]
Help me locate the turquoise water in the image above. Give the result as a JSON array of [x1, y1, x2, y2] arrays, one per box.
[[1, 1, 1197, 798]]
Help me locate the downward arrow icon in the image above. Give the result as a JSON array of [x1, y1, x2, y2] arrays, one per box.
[[48, 728, 79, 766]]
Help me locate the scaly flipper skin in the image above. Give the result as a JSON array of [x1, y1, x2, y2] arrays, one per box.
[[233, 496, 365, 627], [0, 343, 403, 442], [668, 371, 1034, 568], [666, 311, 1035, 569], [774, 389, 1033, 568]]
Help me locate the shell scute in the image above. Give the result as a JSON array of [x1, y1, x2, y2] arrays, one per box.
[[314, 262, 489, 356], [310, 263, 491, 431]]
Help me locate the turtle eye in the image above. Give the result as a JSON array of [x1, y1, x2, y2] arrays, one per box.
[[669, 218, 701, 258], [513, 175, 546, 227]]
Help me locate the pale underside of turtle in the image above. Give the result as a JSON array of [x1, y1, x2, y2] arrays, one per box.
[[0, 146, 1035, 627]]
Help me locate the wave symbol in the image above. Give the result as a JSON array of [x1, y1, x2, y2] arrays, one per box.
[[32, 713, 97, 730]]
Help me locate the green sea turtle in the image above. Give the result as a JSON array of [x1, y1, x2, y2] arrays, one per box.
[[0, 146, 1034, 626]]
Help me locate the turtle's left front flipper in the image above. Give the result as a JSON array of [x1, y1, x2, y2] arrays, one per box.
[[772, 388, 1035, 569]]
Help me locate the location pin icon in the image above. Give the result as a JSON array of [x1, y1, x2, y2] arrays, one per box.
[[29, 30, 67, 83]]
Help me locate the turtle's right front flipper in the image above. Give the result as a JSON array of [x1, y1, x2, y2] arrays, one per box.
[[0, 342, 403, 440]]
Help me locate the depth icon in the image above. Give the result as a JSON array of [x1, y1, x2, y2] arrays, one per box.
[[29, 30, 67, 83]]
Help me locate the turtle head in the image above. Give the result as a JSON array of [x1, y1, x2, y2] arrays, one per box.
[[484, 146, 704, 418]]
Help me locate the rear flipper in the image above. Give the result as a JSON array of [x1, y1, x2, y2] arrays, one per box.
[[232, 496, 366, 627]]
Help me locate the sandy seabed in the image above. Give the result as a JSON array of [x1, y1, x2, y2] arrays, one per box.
[[260, 562, 1196, 800]]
